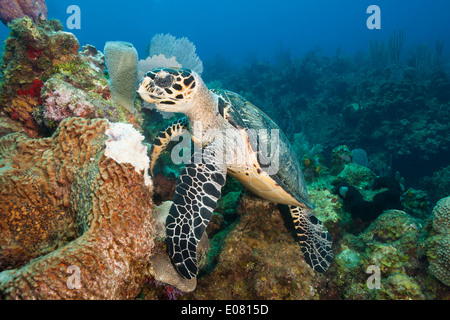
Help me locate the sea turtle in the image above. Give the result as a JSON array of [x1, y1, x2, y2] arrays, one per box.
[[138, 68, 333, 280]]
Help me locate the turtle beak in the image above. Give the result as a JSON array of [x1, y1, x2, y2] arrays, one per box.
[[137, 76, 157, 103]]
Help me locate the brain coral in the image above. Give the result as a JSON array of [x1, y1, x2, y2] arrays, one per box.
[[431, 196, 450, 234], [0, 117, 155, 299], [427, 196, 450, 286]]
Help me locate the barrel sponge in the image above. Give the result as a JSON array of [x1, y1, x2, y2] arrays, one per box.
[[0, 117, 155, 299], [427, 196, 450, 286], [104, 41, 138, 113]]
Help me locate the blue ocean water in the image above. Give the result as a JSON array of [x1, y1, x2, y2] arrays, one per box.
[[1, 0, 449, 64]]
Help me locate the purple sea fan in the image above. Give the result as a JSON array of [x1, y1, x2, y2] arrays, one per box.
[[0, 0, 48, 25]]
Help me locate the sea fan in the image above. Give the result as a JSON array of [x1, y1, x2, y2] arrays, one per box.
[[137, 54, 181, 80], [147, 33, 203, 75]]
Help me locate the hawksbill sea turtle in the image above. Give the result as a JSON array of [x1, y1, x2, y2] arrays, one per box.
[[138, 68, 333, 280]]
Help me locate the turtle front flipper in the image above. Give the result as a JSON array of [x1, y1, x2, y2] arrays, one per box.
[[289, 205, 333, 272], [166, 141, 227, 279], [150, 116, 189, 175]]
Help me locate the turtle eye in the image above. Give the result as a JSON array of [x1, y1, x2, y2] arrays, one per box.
[[155, 73, 174, 88]]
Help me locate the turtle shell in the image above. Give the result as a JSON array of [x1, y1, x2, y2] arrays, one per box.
[[212, 89, 314, 209]]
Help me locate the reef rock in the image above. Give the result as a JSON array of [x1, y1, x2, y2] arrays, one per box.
[[0, 16, 139, 137], [0, 17, 79, 136], [0, 117, 155, 299], [183, 194, 326, 300], [0, 0, 47, 25], [329, 145, 353, 175], [330, 209, 441, 299]]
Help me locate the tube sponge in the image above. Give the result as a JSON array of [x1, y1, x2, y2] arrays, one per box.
[[104, 41, 138, 113]]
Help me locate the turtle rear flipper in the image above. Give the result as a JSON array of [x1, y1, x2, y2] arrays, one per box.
[[289, 205, 333, 272], [166, 141, 227, 279]]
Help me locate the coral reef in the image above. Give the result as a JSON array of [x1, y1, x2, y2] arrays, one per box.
[[0, 17, 139, 137], [0, 12, 448, 300], [0, 117, 155, 299], [0, 0, 47, 25], [426, 197, 450, 287], [182, 194, 326, 300], [39, 78, 102, 126], [204, 40, 450, 193], [329, 145, 353, 175], [0, 17, 79, 136], [104, 41, 139, 113], [81, 44, 106, 74], [0, 115, 26, 138], [421, 165, 450, 203], [139, 117, 449, 299], [401, 188, 431, 220], [331, 210, 427, 299]]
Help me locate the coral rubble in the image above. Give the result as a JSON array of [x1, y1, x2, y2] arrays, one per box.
[[0, 117, 154, 299]]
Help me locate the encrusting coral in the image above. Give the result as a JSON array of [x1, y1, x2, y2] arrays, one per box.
[[331, 209, 427, 299], [0, 117, 155, 299], [39, 78, 102, 125]]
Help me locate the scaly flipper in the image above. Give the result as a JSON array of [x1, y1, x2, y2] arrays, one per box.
[[166, 141, 227, 279], [150, 116, 189, 175], [289, 205, 333, 272]]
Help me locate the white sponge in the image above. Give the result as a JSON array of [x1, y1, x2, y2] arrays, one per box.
[[104, 122, 152, 187]]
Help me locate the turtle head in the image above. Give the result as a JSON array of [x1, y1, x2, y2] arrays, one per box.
[[138, 68, 200, 112]]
